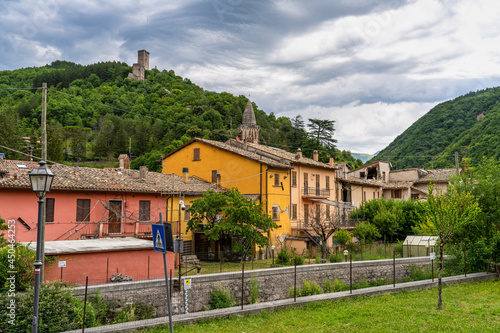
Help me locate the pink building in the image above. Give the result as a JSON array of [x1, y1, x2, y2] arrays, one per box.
[[0, 157, 213, 284]]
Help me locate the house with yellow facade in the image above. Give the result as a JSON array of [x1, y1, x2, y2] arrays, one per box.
[[161, 100, 292, 260]]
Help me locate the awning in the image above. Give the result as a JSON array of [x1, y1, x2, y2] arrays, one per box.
[[306, 198, 356, 209]]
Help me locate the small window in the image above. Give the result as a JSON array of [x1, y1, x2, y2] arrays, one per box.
[[304, 204, 309, 223], [272, 205, 280, 220], [392, 190, 402, 199], [139, 200, 150, 222], [326, 176, 330, 190], [212, 170, 218, 183], [46, 198, 55, 223], [193, 148, 200, 161], [291, 171, 297, 187], [292, 204, 297, 220], [274, 174, 280, 186], [76, 199, 91, 222], [325, 205, 330, 221], [304, 173, 309, 189], [360, 171, 366, 178]]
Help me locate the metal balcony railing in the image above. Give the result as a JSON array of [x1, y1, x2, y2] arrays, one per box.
[[302, 187, 330, 197]]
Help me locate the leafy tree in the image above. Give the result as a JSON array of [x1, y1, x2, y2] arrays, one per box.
[[372, 204, 401, 243], [0, 110, 23, 159], [47, 121, 64, 162], [352, 221, 381, 245], [415, 182, 480, 310], [0, 215, 8, 247], [334, 229, 352, 249], [186, 188, 278, 255]]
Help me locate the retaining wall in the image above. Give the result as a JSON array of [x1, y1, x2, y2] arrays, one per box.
[[73, 257, 433, 315]]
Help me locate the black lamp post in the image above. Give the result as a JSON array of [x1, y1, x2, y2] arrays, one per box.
[[28, 160, 54, 333], [271, 245, 275, 266]]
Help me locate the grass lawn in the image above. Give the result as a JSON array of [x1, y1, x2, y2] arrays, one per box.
[[143, 279, 500, 333]]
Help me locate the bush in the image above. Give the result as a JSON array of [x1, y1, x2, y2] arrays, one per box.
[[333, 278, 349, 292], [323, 279, 334, 293], [293, 255, 304, 265], [276, 248, 291, 265], [329, 253, 338, 263], [249, 276, 260, 304], [208, 286, 235, 309]]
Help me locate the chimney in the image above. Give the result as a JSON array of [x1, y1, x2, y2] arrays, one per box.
[[329, 157, 334, 166], [295, 148, 302, 160], [182, 167, 189, 183], [313, 150, 318, 161], [139, 166, 148, 180], [118, 154, 130, 169]]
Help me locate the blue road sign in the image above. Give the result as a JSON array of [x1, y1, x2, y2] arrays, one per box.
[[152, 224, 166, 253]]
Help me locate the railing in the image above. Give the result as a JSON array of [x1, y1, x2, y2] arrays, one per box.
[[61, 221, 156, 240], [302, 187, 330, 197], [291, 218, 360, 231]]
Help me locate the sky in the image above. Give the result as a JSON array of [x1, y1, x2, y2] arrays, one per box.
[[2, 0, 500, 154]]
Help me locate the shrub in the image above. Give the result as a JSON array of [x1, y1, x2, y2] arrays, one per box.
[[323, 279, 334, 293], [293, 255, 304, 265], [249, 276, 260, 304], [299, 280, 322, 297], [208, 286, 235, 309], [329, 253, 338, 263], [276, 248, 291, 265], [333, 278, 348, 292]]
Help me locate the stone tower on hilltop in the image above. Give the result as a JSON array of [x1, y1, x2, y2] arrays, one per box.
[[237, 99, 260, 144], [128, 49, 150, 81]]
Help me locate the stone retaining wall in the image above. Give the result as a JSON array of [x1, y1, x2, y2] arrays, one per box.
[[73, 257, 433, 315]]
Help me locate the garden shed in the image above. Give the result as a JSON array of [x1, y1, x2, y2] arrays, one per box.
[[402, 235, 438, 257]]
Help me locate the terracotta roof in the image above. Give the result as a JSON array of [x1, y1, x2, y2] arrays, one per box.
[[415, 168, 457, 183], [382, 181, 415, 190], [162, 138, 291, 169], [0, 160, 216, 194], [240, 140, 338, 170], [337, 175, 384, 187]]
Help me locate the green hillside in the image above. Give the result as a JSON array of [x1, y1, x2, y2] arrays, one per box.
[[0, 61, 362, 171], [370, 87, 500, 169]]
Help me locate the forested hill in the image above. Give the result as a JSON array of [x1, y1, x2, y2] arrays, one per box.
[[369, 87, 500, 169], [0, 61, 362, 171]]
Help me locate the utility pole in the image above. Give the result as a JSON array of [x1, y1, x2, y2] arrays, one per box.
[[455, 151, 459, 174], [40, 82, 47, 281]]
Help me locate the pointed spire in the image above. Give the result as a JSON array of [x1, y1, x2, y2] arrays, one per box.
[[242, 99, 257, 125]]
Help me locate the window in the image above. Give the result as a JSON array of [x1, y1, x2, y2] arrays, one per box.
[[392, 190, 402, 199], [326, 176, 330, 190], [304, 173, 309, 189], [291, 171, 297, 187], [411, 193, 420, 200], [272, 205, 280, 220], [304, 204, 309, 223], [212, 170, 218, 183], [193, 148, 200, 161], [325, 205, 330, 221], [274, 174, 280, 187], [139, 200, 150, 222], [184, 205, 191, 221], [315, 204, 320, 221], [46, 198, 55, 223], [360, 171, 366, 178], [315, 174, 320, 195], [292, 204, 297, 220], [76, 199, 91, 222]]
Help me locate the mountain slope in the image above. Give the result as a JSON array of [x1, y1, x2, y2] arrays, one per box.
[[369, 87, 500, 169]]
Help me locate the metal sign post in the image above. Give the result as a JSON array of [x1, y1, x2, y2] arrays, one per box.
[[152, 215, 174, 333]]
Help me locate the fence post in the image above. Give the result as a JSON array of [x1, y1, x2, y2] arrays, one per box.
[[349, 254, 352, 294], [241, 263, 245, 310], [82, 276, 88, 332], [393, 250, 396, 288], [464, 244, 467, 277], [294, 258, 297, 302]]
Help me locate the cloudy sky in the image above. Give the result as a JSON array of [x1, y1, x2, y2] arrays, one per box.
[[2, 0, 500, 154]]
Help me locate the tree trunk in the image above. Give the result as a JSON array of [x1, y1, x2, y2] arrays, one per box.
[[437, 242, 444, 310]]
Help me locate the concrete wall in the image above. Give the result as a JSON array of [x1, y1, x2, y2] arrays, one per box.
[[73, 257, 432, 316]]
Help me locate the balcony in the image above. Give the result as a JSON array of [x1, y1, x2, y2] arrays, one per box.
[[57, 221, 155, 240], [302, 187, 330, 198]]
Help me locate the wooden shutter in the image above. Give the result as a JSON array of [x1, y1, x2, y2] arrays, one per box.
[[139, 200, 150, 222], [193, 148, 200, 161], [76, 199, 90, 222], [46, 198, 55, 223]]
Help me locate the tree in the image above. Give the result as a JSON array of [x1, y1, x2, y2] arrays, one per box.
[[372, 204, 401, 243], [334, 229, 352, 249], [303, 205, 338, 259], [307, 118, 337, 148], [0, 215, 8, 247], [352, 221, 381, 245], [415, 182, 480, 309], [186, 188, 278, 255]]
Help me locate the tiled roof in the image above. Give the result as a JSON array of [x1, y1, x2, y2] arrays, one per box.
[[337, 175, 384, 187], [382, 181, 415, 190], [416, 168, 457, 183], [241, 141, 337, 170], [162, 138, 291, 169], [0, 160, 216, 194]]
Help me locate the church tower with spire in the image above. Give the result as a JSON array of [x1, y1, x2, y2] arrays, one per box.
[[237, 99, 260, 144]]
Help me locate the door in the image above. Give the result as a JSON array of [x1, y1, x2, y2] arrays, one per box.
[[108, 200, 122, 234]]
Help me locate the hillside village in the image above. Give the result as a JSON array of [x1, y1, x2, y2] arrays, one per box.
[[0, 86, 457, 284]]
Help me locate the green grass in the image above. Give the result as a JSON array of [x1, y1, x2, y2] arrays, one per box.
[[142, 279, 500, 333]]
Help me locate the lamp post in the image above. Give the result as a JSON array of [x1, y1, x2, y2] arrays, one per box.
[[28, 160, 54, 333], [271, 245, 275, 266], [343, 249, 349, 262]]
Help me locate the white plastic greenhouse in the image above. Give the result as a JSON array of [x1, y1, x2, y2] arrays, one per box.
[[402, 235, 438, 257]]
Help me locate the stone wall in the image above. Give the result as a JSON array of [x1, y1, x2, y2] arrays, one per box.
[[72, 257, 433, 315]]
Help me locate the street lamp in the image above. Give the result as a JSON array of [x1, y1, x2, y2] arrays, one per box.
[[28, 160, 54, 333], [343, 249, 349, 262], [271, 245, 275, 266]]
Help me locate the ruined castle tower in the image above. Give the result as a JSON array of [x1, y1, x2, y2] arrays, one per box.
[[128, 49, 150, 81], [237, 99, 260, 144]]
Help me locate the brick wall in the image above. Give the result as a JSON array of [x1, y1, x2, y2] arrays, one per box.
[[72, 257, 432, 315]]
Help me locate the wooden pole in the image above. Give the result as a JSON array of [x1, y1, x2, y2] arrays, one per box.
[[40, 82, 47, 281]]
